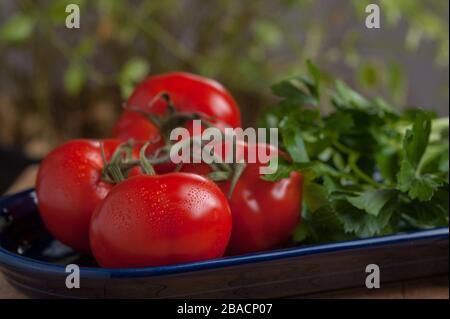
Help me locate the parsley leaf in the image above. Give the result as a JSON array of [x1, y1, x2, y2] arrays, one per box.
[[397, 110, 447, 201], [346, 189, 397, 216]]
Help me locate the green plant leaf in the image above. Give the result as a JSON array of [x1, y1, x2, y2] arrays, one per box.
[[306, 60, 321, 98], [397, 160, 445, 201], [346, 189, 397, 216], [332, 80, 371, 111], [1, 14, 34, 43], [271, 77, 317, 106], [280, 117, 309, 163], [292, 222, 310, 242], [334, 198, 397, 238], [398, 186, 449, 229], [120, 57, 150, 83], [119, 57, 150, 97], [301, 205, 353, 243], [252, 20, 282, 48], [303, 182, 329, 212], [261, 157, 315, 182], [375, 148, 399, 184], [64, 62, 86, 95], [396, 110, 444, 201], [403, 111, 431, 167]]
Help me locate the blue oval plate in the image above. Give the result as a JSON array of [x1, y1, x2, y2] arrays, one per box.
[[0, 189, 448, 298]]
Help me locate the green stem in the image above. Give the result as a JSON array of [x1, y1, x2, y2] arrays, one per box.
[[348, 153, 380, 188], [109, 164, 125, 183], [139, 142, 156, 176], [228, 162, 246, 198], [332, 140, 354, 155], [208, 171, 231, 181]]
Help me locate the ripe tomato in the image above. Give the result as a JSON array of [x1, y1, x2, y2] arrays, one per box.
[[113, 72, 241, 141], [89, 173, 232, 268], [36, 139, 140, 253], [181, 141, 303, 255]]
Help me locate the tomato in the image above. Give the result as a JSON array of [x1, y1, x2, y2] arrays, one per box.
[[36, 139, 141, 253], [113, 72, 241, 141], [89, 173, 232, 268], [181, 141, 303, 255], [113, 110, 163, 142], [223, 163, 302, 255]]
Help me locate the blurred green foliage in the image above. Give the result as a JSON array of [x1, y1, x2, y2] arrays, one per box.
[[0, 0, 448, 150]]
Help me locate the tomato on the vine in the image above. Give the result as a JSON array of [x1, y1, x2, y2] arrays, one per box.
[[113, 72, 241, 141], [181, 141, 303, 255], [36, 139, 141, 253], [89, 173, 232, 268]]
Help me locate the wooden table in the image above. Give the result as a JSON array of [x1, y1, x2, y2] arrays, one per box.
[[1, 166, 448, 299]]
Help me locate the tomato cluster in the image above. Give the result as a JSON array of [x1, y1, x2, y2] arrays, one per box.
[[36, 72, 303, 268]]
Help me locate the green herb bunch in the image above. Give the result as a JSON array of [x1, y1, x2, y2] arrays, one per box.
[[261, 61, 449, 243]]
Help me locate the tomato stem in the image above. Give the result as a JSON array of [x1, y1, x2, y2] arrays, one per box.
[[228, 161, 246, 198], [139, 142, 156, 176], [117, 94, 248, 190]]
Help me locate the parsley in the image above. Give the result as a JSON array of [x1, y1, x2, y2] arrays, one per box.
[[260, 61, 449, 243]]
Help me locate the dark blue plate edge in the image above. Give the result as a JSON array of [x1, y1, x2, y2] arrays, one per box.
[[0, 189, 448, 279]]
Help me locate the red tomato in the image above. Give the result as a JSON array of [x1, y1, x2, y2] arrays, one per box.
[[113, 111, 163, 142], [113, 72, 241, 141], [36, 139, 140, 253], [181, 142, 303, 255], [89, 173, 232, 268]]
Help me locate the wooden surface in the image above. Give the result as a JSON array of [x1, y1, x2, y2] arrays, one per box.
[[0, 166, 448, 299]]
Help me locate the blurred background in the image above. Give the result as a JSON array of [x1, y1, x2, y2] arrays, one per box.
[[0, 0, 448, 193]]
